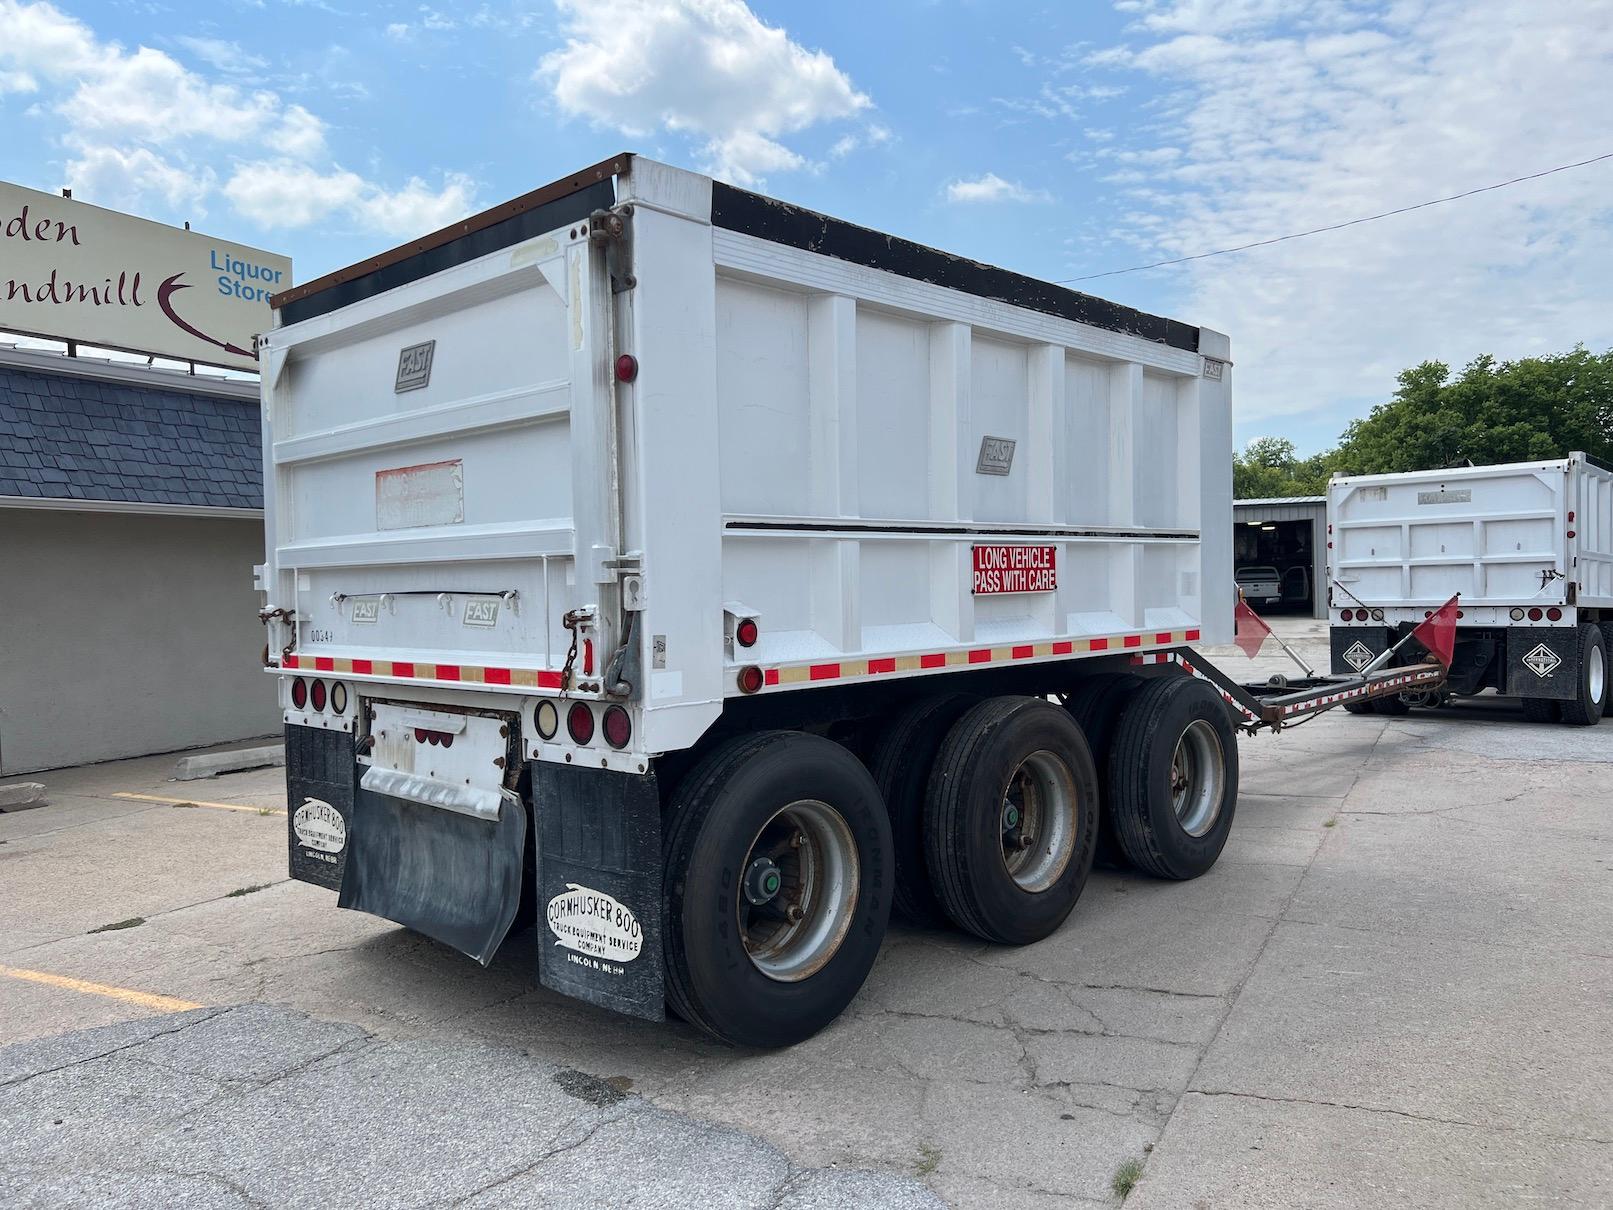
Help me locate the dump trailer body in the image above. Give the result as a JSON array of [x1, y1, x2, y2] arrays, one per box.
[[1328, 456, 1613, 714], [263, 154, 1427, 1045]]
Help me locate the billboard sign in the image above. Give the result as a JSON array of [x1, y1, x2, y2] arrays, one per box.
[[1, 180, 291, 373]]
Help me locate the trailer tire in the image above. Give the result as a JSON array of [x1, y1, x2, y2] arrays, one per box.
[[1521, 697, 1561, 723], [924, 697, 1099, 945], [867, 694, 978, 925], [1342, 699, 1375, 715], [662, 731, 892, 1048], [1559, 623, 1607, 726], [1371, 694, 1412, 716], [1063, 674, 1144, 868], [1108, 676, 1239, 880]]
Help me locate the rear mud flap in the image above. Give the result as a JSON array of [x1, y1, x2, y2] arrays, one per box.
[[532, 761, 664, 1022], [338, 785, 525, 966]]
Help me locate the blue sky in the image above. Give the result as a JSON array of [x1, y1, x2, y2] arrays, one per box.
[[4, 0, 1612, 454]]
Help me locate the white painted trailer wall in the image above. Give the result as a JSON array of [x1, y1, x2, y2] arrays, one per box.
[[1328, 455, 1613, 624], [261, 158, 1232, 759]]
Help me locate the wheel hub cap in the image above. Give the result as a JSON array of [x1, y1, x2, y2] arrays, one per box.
[[744, 857, 784, 906]]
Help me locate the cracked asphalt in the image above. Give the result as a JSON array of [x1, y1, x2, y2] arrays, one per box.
[[2, 619, 1611, 1207]]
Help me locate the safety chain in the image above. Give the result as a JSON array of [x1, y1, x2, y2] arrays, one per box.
[[258, 606, 296, 666]]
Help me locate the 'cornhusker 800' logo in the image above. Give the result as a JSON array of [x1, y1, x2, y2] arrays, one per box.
[[546, 884, 642, 962]]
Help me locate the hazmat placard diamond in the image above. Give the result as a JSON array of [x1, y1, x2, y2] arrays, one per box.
[[1523, 643, 1562, 678], [1342, 641, 1374, 671]]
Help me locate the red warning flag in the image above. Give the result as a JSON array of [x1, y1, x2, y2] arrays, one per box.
[[1234, 598, 1271, 659], [1412, 594, 1460, 667]]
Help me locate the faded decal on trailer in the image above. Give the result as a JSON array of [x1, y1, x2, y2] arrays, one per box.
[[546, 883, 643, 965], [376, 459, 464, 530], [1417, 488, 1472, 505], [293, 797, 347, 854], [973, 544, 1057, 594], [462, 597, 500, 628]]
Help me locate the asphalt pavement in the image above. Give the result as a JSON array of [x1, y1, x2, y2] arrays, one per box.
[[2, 618, 1610, 1207]]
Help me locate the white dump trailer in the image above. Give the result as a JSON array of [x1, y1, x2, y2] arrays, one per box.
[[1329, 455, 1613, 724], [258, 155, 1438, 1046]]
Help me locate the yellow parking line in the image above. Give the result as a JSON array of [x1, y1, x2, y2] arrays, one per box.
[[113, 791, 283, 815], [0, 963, 204, 1012]]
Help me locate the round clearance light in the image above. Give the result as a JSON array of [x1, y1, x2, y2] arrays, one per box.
[[615, 353, 638, 383], [290, 677, 308, 709], [330, 682, 348, 715], [1528, 608, 1543, 621], [1547, 607, 1563, 622], [1340, 608, 1354, 622], [1371, 609, 1385, 622], [567, 702, 595, 745], [738, 665, 764, 694], [535, 700, 558, 741], [1510, 607, 1526, 621], [602, 705, 632, 749], [310, 679, 328, 712], [735, 617, 759, 647]]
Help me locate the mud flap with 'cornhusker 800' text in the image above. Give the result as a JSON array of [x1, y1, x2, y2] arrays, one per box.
[[532, 761, 664, 1022]]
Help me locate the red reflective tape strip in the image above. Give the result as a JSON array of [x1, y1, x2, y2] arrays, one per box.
[[968, 648, 992, 664], [1053, 641, 1073, 655], [1089, 638, 1110, 651], [809, 663, 840, 681], [1012, 645, 1034, 660], [314, 657, 334, 672], [1186, 629, 1201, 642], [538, 671, 564, 689], [1155, 632, 1173, 645], [920, 653, 947, 669], [484, 667, 511, 685], [283, 655, 300, 669], [392, 662, 415, 678], [868, 657, 897, 675], [351, 658, 373, 675], [1123, 635, 1142, 648], [764, 669, 780, 686], [436, 664, 461, 682]]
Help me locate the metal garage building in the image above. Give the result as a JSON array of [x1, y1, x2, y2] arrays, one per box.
[[0, 346, 277, 774], [1233, 495, 1328, 619]]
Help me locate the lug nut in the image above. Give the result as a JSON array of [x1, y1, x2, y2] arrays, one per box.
[[785, 903, 804, 923]]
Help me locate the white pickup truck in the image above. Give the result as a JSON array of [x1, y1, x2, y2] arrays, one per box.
[[1329, 456, 1613, 723], [258, 155, 1440, 1046]]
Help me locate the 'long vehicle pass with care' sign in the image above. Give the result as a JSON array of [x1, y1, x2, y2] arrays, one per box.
[[972, 544, 1058, 594]]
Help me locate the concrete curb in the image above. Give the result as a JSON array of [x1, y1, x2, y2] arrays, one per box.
[[173, 746, 285, 782], [0, 782, 48, 812]]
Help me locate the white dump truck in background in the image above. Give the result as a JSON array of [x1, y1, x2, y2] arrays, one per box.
[[257, 154, 1444, 1047], [1329, 455, 1613, 723]]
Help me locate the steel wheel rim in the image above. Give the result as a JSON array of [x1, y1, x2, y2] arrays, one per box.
[[1171, 720, 1226, 838], [998, 749, 1079, 893], [739, 799, 859, 983], [1591, 645, 1606, 704]]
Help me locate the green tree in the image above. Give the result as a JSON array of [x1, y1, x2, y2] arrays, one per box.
[[1333, 347, 1613, 474], [1233, 436, 1338, 499]]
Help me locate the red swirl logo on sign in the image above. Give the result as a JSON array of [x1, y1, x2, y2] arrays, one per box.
[[972, 545, 1057, 595]]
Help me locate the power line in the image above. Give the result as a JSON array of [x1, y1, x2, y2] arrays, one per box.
[[1057, 151, 1613, 284]]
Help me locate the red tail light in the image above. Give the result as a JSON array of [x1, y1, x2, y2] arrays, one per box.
[[1547, 607, 1563, 621], [1528, 608, 1543, 621], [290, 677, 307, 709], [735, 618, 759, 647], [567, 703, 595, 745], [583, 638, 595, 677], [738, 665, 764, 694], [310, 679, 328, 712], [615, 353, 638, 382], [602, 705, 632, 749]]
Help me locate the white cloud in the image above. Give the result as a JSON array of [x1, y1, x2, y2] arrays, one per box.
[[0, 0, 478, 238], [538, 0, 871, 186], [1085, 0, 1613, 438], [66, 144, 215, 213], [945, 173, 1053, 204], [175, 36, 267, 76], [224, 162, 476, 236]]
